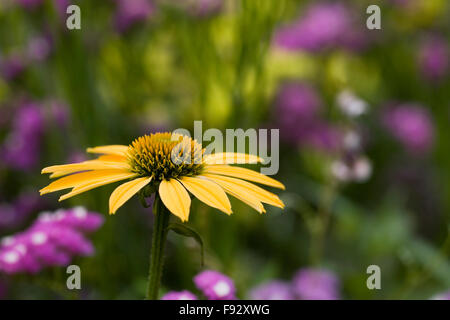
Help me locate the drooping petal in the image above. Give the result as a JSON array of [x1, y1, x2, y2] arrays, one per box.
[[40, 169, 135, 195], [86, 145, 129, 156], [58, 173, 139, 201], [109, 177, 152, 214], [203, 165, 285, 189], [203, 153, 264, 165], [42, 160, 130, 175], [179, 176, 232, 215], [159, 179, 191, 222], [201, 174, 266, 214], [202, 174, 284, 209]]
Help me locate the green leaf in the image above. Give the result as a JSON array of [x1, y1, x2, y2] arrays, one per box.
[[167, 223, 204, 266], [408, 239, 450, 287]]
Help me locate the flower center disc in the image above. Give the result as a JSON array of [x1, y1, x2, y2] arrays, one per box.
[[127, 132, 204, 182]]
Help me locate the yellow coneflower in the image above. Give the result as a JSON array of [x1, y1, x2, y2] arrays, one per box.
[[40, 132, 285, 221], [40, 132, 285, 299]]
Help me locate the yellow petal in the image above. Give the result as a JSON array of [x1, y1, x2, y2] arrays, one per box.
[[202, 174, 284, 209], [159, 179, 191, 222], [40, 169, 135, 194], [201, 174, 266, 214], [109, 177, 152, 214], [203, 165, 285, 189], [97, 154, 128, 162], [86, 145, 129, 156], [42, 160, 130, 175], [50, 170, 77, 179], [179, 176, 232, 215], [203, 153, 264, 165], [59, 172, 138, 201]]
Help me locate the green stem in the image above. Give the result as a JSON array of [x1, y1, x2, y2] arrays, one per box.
[[310, 180, 338, 265], [146, 194, 170, 300]]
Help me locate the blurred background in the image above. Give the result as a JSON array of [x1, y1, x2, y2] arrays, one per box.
[[0, 0, 449, 299]]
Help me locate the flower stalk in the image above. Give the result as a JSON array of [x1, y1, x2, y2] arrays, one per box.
[[146, 194, 170, 300]]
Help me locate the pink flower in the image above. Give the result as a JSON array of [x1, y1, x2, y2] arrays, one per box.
[[161, 290, 197, 300], [293, 268, 340, 300], [0, 207, 103, 275], [274, 2, 368, 52], [382, 103, 434, 154], [114, 0, 156, 33], [249, 281, 295, 300], [194, 270, 236, 300]]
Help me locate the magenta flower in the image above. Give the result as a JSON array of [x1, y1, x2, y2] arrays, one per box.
[[194, 270, 236, 300], [114, 0, 156, 33], [0, 55, 26, 81], [1, 102, 44, 170], [274, 82, 341, 152], [275, 82, 320, 143], [53, 0, 71, 19], [418, 35, 449, 82], [274, 2, 367, 52], [0, 207, 103, 275], [293, 268, 340, 300], [276, 82, 321, 121], [249, 281, 295, 300], [382, 103, 434, 154], [161, 290, 197, 300], [301, 121, 341, 152]]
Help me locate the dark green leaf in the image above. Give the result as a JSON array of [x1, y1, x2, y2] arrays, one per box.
[[167, 223, 204, 266]]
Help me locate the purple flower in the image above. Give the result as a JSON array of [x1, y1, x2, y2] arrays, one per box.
[[0, 191, 44, 230], [276, 82, 321, 121], [194, 270, 236, 300], [17, 0, 44, 9], [0, 207, 103, 274], [274, 2, 367, 52], [418, 35, 449, 82], [301, 121, 341, 152], [53, 0, 71, 19], [114, 0, 156, 33], [0, 205, 16, 230], [249, 281, 295, 300], [1, 55, 26, 81], [35, 207, 104, 233], [292, 268, 340, 300], [161, 290, 197, 300], [17, 0, 67, 14], [431, 290, 450, 300], [274, 82, 341, 152], [186, 0, 223, 17], [382, 103, 434, 154], [1, 102, 44, 170], [275, 82, 320, 143], [27, 34, 53, 62]]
